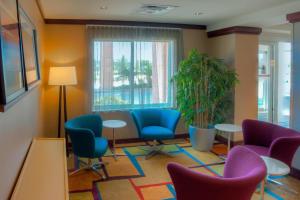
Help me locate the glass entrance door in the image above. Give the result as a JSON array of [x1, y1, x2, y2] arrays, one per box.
[[258, 42, 291, 127], [276, 42, 291, 127]]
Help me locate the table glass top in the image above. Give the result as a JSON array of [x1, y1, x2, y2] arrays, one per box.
[[261, 156, 290, 176], [214, 124, 242, 132], [103, 120, 127, 128]]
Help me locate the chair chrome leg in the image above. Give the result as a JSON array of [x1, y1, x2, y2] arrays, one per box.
[[140, 146, 153, 152], [140, 141, 174, 160], [267, 177, 298, 194], [158, 149, 174, 157], [69, 166, 89, 176], [145, 150, 158, 160], [91, 166, 106, 179], [69, 158, 107, 179]]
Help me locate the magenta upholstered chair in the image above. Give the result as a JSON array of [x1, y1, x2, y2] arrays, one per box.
[[167, 146, 266, 200], [242, 119, 300, 167]]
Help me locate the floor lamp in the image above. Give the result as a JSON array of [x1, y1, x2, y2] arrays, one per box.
[[48, 66, 77, 154]]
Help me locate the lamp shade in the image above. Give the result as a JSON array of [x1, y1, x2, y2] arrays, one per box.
[[48, 66, 77, 86]]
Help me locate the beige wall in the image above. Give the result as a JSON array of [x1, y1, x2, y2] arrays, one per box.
[[183, 29, 208, 57], [234, 34, 258, 141], [208, 34, 235, 67], [208, 34, 258, 141], [0, 0, 45, 198], [43, 25, 208, 139]]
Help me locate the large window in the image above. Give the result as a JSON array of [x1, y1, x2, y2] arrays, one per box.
[[92, 40, 174, 111]]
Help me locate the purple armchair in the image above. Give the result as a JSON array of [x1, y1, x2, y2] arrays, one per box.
[[167, 146, 266, 200], [242, 119, 300, 167]]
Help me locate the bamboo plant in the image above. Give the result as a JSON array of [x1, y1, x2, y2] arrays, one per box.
[[173, 49, 238, 129]]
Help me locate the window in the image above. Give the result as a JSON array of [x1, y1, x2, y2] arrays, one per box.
[[92, 40, 175, 111]]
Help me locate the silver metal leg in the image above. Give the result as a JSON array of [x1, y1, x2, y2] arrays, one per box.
[[112, 128, 117, 161], [69, 158, 107, 179], [140, 141, 174, 160], [227, 133, 231, 153]]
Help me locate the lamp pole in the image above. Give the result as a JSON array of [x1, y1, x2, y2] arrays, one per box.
[[63, 85, 69, 156], [57, 85, 69, 156], [49, 66, 77, 156], [58, 85, 62, 138]]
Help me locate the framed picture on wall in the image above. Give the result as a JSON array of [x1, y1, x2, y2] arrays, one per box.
[[18, 6, 40, 89], [0, 0, 26, 111]]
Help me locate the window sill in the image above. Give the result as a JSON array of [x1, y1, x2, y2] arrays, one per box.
[[92, 105, 176, 112]]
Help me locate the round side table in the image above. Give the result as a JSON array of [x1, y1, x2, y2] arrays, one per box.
[[103, 120, 127, 160], [214, 124, 242, 154]]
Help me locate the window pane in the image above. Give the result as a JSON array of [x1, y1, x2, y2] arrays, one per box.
[[93, 40, 173, 111], [258, 44, 272, 122], [93, 41, 132, 109], [133, 41, 170, 106], [112, 42, 132, 105]]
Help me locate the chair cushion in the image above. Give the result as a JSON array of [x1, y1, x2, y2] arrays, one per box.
[[94, 137, 108, 157], [141, 126, 174, 140], [243, 145, 269, 156]]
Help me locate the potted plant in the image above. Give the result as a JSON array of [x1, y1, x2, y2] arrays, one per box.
[[173, 49, 238, 151]]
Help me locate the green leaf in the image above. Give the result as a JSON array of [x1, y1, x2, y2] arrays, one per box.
[[173, 49, 238, 128]]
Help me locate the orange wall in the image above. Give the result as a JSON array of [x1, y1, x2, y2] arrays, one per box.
[[43, 25, 88, 137], [43, 25, 208, 139], [0, 0, 45, 198]]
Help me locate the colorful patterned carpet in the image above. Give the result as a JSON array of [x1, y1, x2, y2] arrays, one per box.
[[68, 139, 300, 200]]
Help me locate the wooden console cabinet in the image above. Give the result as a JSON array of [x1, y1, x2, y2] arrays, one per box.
[[11, 138, 69, 200]]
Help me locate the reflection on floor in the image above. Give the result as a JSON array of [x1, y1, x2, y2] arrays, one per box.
[[68, 139, 300, 200]]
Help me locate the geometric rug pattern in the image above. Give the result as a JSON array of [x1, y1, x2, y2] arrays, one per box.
[[68, 139, 300, 200]]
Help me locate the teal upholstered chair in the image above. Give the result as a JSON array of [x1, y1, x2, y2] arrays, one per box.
[[65, 114, 108, 178], [131, 109, 181, 159]]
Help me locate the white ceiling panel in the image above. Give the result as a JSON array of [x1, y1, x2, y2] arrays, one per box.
[[39, 0, 300, 29]]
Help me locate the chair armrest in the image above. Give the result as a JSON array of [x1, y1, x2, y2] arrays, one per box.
[[269, 136, 300, 167], [66, 128, 96, 158], [130, 111, 143, 136], [242, 119, 273, 146], [161, 110, 181, 132]]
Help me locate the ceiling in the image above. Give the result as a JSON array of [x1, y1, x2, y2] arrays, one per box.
[[264, 23, 293, 34], [39, 0, 300, 30]]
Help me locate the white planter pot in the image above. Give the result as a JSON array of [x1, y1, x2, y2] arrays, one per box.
[[189, 125, 216, 151]]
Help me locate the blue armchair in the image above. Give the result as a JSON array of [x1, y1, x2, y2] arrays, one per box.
[[65, 114, 108, 178], [131, 109, 181, 159]]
